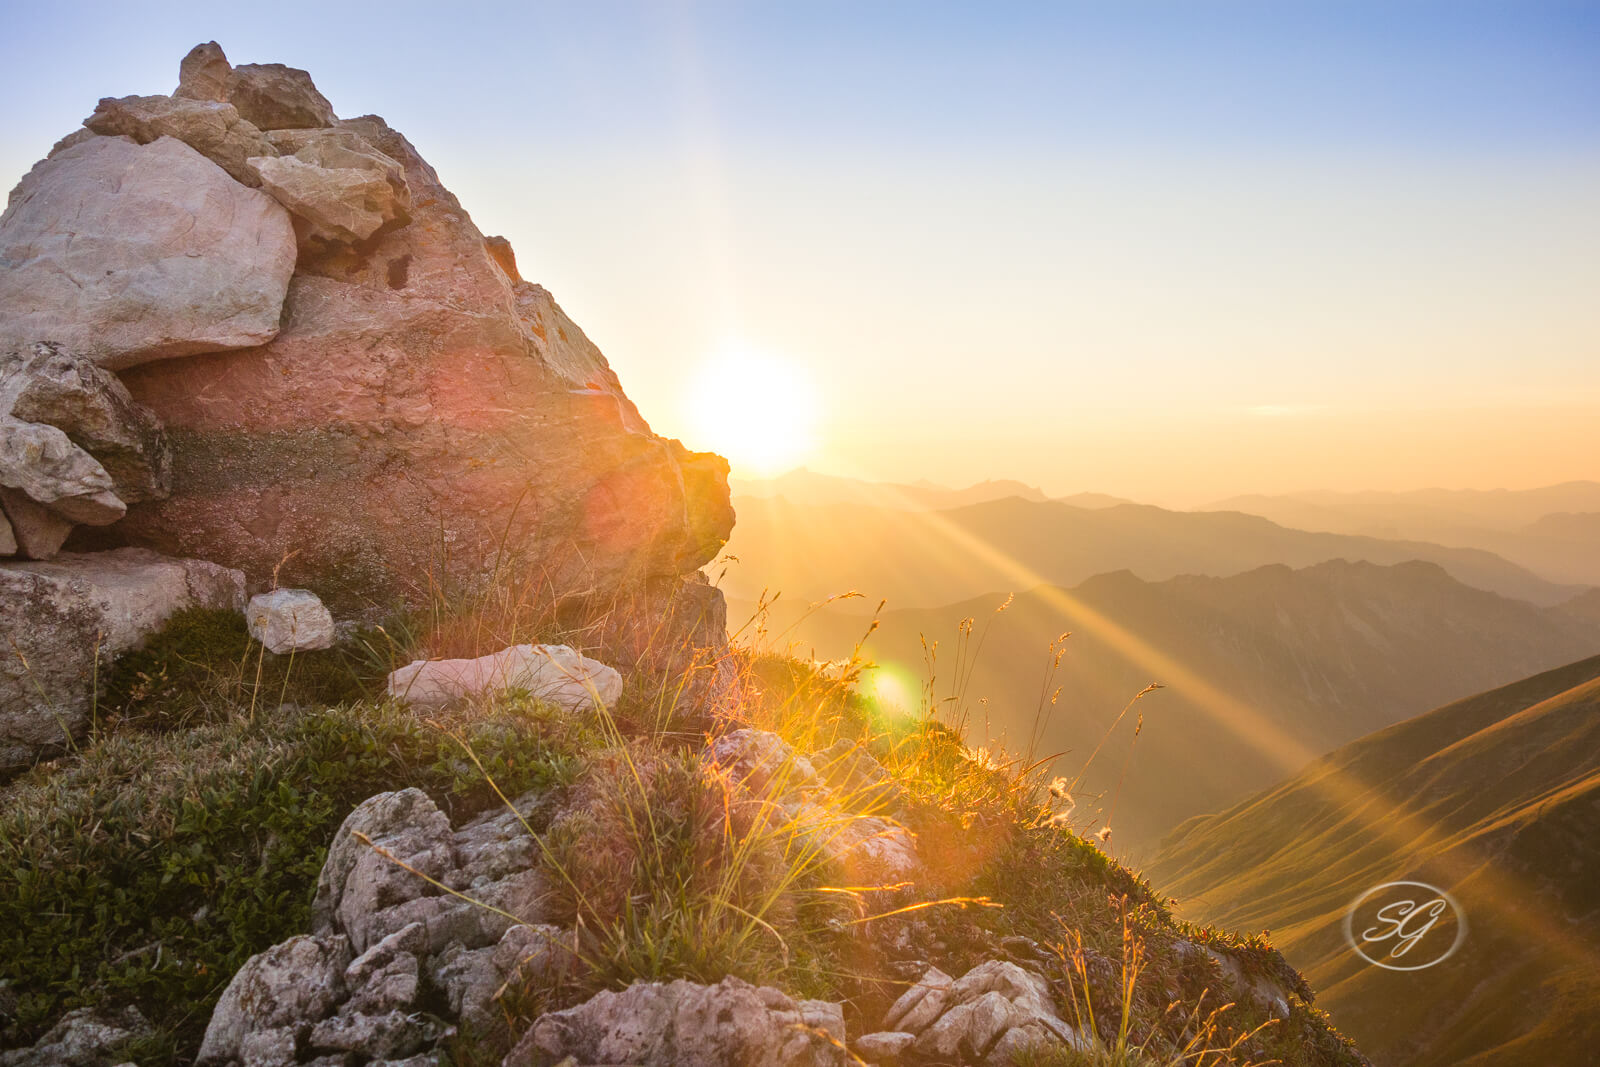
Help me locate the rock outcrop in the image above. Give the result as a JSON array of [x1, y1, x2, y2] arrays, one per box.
[[0, 343, 171, 504], [507, 975, 847, 1067], [199, 788, 573, 1066], [2, 42, 734, 622], [0, 135, 297, 368], [859, 961, 1090, 1065], [0, 548, 245, 774], [0, 344, 171, 559]]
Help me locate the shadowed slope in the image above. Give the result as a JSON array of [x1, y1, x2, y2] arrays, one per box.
[[741, 560, 1600, 852], [1149, 656, 1600, 1067]]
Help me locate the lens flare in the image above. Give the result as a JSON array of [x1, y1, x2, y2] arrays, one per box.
[[685, 347, 820, 476]]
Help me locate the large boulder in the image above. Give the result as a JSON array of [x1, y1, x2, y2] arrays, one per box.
[[0, 135, 296, 368], [0, 547, 245, 774], [84, 62, 731, 617], [0, 488, 73, 559]]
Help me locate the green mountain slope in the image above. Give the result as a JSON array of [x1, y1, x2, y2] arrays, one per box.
[[1148, 656, 1600, 1066], [737, 559, 1600, 854]]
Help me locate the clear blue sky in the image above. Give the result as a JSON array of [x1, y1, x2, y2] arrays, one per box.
[[3, 2, 1596, 500]]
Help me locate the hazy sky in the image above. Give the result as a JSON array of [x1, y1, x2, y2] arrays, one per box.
[[3, 2, 1596, 504]]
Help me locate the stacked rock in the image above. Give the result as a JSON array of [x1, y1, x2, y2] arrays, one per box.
[[0, 343, 171, 558]]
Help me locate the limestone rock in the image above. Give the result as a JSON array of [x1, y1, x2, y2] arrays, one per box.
[[311, 788, 456, 953], [0, 135, 296, 368], [0, 488, 73, 559], [883, 967, 952, 1034], [880, 961, 1089, 1064], [247, 587, 336, 653], [0, 1005, 150, 1067], [175, 41, 232, 102], [0, 417, 125, 524], [0, 343, 172, 504], [226, 62, 336, 130], [509, 975, 846, 1067], [426, 923, 573, 1034], [197, 933, 353, 1065], [308, 1009, 441, 1059], [84, 93, 276, 185], [343, 923, 425, 1015], [0, 548, 245, 773], [251, 127, 411, 246], [251, 155, 396, 244], [385, 644, 623, 712], [0, 508, 15, 556], [853, 1030, 915, 1062]]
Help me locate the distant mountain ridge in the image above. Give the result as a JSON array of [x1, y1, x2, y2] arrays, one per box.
[[720, 494, 1583, 609], [1207, 481, 1600, 586], [737, 559, 1600, 852], [1148, 656, 1600, 1067]]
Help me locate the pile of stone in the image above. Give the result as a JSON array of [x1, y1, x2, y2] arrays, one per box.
[[197, 787, 568, 1067], [0, 40, 733, 619], [0, 343, 170, 559]]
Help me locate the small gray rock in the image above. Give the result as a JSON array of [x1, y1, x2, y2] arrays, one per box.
[[247, 587, 336, 654]]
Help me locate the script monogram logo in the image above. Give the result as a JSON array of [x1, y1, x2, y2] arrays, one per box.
[[1343, 881, 1466, 971]]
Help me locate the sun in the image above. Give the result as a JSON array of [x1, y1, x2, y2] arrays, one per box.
[[685, 347, 821, 477]]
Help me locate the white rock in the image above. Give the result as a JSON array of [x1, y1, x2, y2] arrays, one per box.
[[386, 643, 622, 711], [247, 587, 336, 654], [0, 135, 296, 369]]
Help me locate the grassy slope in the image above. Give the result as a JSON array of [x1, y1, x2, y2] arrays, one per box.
[[0, 608, 1366, 1066], [1148, 656, 1600, 1067]]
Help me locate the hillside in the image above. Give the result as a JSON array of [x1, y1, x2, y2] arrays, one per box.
[[1147, 656, 1600, 1067], [718, 496, 1581, 609], [1209, 483, 1600, 586], [741, 560, 1600, 853]]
